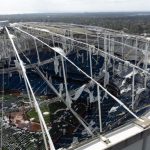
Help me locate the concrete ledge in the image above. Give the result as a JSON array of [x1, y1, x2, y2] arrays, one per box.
[[134, 117, 150, 129]]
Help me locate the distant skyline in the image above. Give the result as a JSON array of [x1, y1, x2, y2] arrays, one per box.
[[0, 0, 150, 15]]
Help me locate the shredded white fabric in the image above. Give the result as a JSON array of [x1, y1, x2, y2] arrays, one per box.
[[118, 62, 122, 72], [101, 92, 108, 102], [89, 91, 94, 103], [14, 59, 21, 70], [59, 83, 64, 96], [135, 88, 146, 102], [124, 61, 129, 72], [53, 47, 66, 56], [125, 70, 137, 78], [66, 94, 72, 107], [120, 86, 131, 94], [72, 84, 86, 100], [84, 88, 90, 94], [89, 80, 95, 88], [54, 57, 59, 74], [136, 88, 146, 95], [109, 106, 119, 113], [104, 71, 110, 86], [9, 34, 16, 39], [84, 88, 95, 103], [89, 120, 95, 126]]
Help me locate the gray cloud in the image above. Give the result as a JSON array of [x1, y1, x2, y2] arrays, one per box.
[[0, 0, 149, 14]]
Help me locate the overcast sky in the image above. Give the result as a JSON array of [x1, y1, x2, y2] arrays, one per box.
[[0, 0, 150, 14]]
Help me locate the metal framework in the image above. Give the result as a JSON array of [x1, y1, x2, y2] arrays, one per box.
[[0, 22, 150, 150]]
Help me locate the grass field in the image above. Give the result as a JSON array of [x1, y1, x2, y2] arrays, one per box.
[[27, 104, 50, 124]]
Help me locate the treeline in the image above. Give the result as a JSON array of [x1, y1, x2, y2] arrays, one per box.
[[1, 12, 150, 35]]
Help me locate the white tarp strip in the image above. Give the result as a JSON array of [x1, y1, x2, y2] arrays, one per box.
[[72, 84, 86, 100], [54, 57, 59, 74]]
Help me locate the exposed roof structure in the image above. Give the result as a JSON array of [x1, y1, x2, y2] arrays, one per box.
[[0, 22, 150, 150]]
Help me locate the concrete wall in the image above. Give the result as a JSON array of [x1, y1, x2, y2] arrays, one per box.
[[122, 135, 150, 150]]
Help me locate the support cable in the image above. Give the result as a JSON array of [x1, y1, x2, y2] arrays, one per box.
[[132, 67, 135, 110], [35, 67, 94, 136], [97, 85, 102, 133], [19, 25, 150, 77], [144, 42, 149, 88], [8, 29, 50, 149], [24, 77, 33, 107], [14, 26, 143, 122], [5, 27, 55, 150], [89, 46, 93, 78], [27, 23, 147, 53], [0, 60, 4, 149]]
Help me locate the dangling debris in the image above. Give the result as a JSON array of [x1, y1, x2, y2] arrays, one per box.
[[89, 91, 94, 103], [72, 84, 86, 100], [54, 57, 59, 74], [104, 71, 110, 87], [59, 83, 64, 96]]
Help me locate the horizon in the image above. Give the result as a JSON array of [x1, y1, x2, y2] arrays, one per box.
[[0, 11, 150, 16]]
